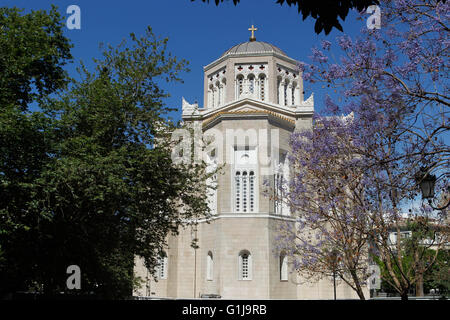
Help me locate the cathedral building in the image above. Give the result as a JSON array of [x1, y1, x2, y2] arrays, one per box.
[[134, 26, 366, 299]]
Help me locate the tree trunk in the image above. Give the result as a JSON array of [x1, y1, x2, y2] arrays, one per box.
[[356, 287, 366, 300], [414, 250, 424, 297], [349, 269, 366, 300], [401, 291, 408, 301], [415, 273, 424, 297]]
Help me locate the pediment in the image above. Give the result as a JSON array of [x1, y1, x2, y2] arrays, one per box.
[[206, 98, 288, 117], [232, 105, 266, 113], [199, 98, 298, 129]]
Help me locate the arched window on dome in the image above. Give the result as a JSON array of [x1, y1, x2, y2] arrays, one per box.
[[222, 78, 227, 105], [206, 251, 213, 281], [291, 81, 297, 105], [277, 76, 282, 105], [258, 74, 266, 101], [238, 250, 252, 280], [208, 84, 213, 108], [248, 74, 255, 96], [236, 75, 244, 99], [209, 84, 215, 108], [284, 79, 289, 106], [216, 81, 221, 107]]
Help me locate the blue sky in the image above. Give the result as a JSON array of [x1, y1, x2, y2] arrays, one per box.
[[3, 0, 370, 122]]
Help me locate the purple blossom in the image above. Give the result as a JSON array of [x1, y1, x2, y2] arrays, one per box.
[[321, 40, 331, 51]]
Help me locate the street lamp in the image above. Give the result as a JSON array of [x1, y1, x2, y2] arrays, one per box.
[[415, 169, 449, 210], [329, 249, 339, 300], [417, 171, 436, 199]]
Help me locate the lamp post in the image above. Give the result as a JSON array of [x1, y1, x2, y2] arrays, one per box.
[[329, 249, 339, 300], [415, 169, 449, 211]]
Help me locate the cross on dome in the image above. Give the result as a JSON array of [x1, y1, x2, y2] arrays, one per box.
[[248, 24, 258, 42]]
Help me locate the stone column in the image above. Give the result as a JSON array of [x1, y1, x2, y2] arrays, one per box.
[[287, 84, 293, 106], [294, 85, 300, 106], [278, 80, 284, 106], [207, 88, 212, 108], [222, 81, 226, 105]]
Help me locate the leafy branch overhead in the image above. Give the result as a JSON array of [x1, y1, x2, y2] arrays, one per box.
[[193, 0, 380, 34]]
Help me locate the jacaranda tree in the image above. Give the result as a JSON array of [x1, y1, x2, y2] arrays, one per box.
[[277, 0, 449, 300]]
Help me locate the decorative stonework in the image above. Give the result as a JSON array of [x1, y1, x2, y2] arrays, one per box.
[[201, 109, 296, 128], [276, 64, 301, 107], [182, 97, 199, 116], [234, 63, 268, 102], [297, 92, 314, 109], [207, 67, 227, 109]]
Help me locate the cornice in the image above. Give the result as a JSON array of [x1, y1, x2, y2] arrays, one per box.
[[204, 51, 299, 72]]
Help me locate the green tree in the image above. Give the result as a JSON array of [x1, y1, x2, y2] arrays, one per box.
[[0, 6, 72, 296], [424, 250, 450, 297], [0, 6, 213, 298], [0, 6, 72, 110], [33, 28, 212, 297]]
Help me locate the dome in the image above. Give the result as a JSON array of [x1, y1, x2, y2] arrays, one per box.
[[221, 41, 287, 57]]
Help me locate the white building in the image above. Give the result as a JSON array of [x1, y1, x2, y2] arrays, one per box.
[[134, 26, 365, 299]]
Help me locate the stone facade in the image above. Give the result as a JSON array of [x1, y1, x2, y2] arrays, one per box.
[[134, 36, 368, 300]]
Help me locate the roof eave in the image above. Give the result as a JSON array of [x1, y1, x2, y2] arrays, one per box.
[[204, 51, 298, 72]]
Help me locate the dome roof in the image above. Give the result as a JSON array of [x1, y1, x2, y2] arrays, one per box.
[[221, 41, 287, 57]]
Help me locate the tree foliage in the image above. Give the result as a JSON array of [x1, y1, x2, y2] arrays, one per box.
[[0, 7, 212, 299], [0, 6, 72, 109], [278, 0, 449, 300]]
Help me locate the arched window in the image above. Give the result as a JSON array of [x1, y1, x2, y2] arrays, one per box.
[[259, 74, 266, 101], [284, 79, 289, 106], [236, 75, 244, 99], [238, 250, 252, 280], [234, 148, 257, 213], [248, 74, 255, 94], [158, 251, 168, 280], [222, 78, 227, 104], [209, 84, 215, 108], [242, 171, 248, 212], [216, 81, 221, 106], [206, 251, 213, 281], [291, 81, 297, 105], [280, 252, 288, 281], [208, 84, 213, 107], [277, 76, 282, 104], [249, 171, 255, 212], [235, 171, 241, 212], [234, 171, 256, 213]]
